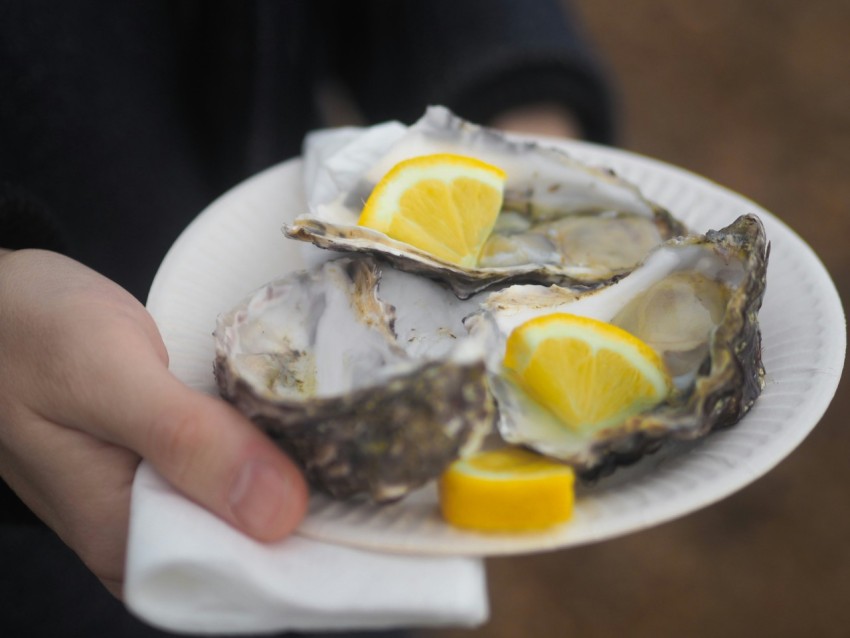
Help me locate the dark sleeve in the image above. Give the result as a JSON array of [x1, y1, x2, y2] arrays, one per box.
[[0, 184, 67, 252], [322, 0, 616, 143]]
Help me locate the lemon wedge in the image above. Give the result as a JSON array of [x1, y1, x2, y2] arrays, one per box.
[[503, 313, 671, 433], [439, 447, 575, 532], [358, 153, 506, 268]]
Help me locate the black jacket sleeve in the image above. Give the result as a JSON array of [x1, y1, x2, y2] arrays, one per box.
[[322, 0, 616, 143], [0, 184, 67, 252]]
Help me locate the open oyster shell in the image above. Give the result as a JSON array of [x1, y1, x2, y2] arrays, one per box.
[[286, 106, 686, 298], [214, 257, 494, 502], [468, 214, 769, 477]]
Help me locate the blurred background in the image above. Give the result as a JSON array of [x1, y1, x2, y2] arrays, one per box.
[[416, 1, 849, 636]]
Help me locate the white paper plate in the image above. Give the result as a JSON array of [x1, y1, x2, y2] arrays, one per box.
[[147, 141, 845, 556]]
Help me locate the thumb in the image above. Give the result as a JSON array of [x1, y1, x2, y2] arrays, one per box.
[[129, 377, 310, 542], [66, 325, 310, 542]]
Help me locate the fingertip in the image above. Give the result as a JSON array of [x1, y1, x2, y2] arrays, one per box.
[[228, 454, 309, 542]]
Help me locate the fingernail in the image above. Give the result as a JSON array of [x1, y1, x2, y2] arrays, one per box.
[[229, 460, 290, 537]]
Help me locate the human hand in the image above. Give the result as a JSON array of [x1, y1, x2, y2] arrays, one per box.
[[489, 102, 582, 139], [0, 249, 308, 597]]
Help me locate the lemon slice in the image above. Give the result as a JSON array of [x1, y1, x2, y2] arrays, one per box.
[[503, 313, 671, 433], [358, 153, 506, 268], [439, 447, 575, 532]]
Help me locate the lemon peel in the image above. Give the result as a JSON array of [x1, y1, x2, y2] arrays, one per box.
[[439, 447, 575, 532]]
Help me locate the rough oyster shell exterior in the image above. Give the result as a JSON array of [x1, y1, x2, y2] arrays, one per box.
[[214, 257, 496, 502]]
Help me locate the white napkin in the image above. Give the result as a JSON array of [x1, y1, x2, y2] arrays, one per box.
[[125, 462, 488, 634]]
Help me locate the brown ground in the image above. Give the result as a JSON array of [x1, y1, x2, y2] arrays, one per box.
[[415, 1, 850, 637]]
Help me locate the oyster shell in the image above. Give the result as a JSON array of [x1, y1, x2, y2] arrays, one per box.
[[286, 106, 686, 298], [214, 257, 494, 502], [468, 214, 769, 477]]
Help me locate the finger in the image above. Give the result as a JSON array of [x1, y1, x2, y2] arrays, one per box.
[[134, 377, 309, 542], [47, 316, 309, 542]]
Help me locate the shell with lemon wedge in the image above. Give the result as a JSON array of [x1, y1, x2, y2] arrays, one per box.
[[285, 106, 686, 299], [468, 213, 768, 476]]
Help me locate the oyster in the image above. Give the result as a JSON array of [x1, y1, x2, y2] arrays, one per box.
[[213, 257, 494, 502], [468, 214, 769, 477], [286, 106, 686, 298]]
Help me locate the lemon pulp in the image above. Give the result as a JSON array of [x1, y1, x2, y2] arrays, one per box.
[[503, 313, 671, 433], [358, 153, 505, 268]]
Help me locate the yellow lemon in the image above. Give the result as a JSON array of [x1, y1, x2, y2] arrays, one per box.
[[503, 313, 671, 433], [358, 153, 506, 268], [439, 447, 575, 532]]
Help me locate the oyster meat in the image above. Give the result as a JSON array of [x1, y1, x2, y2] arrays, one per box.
[[468, 214, 769, 477], [214, 257, 494, 502], [286, 106, 686, 298]]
